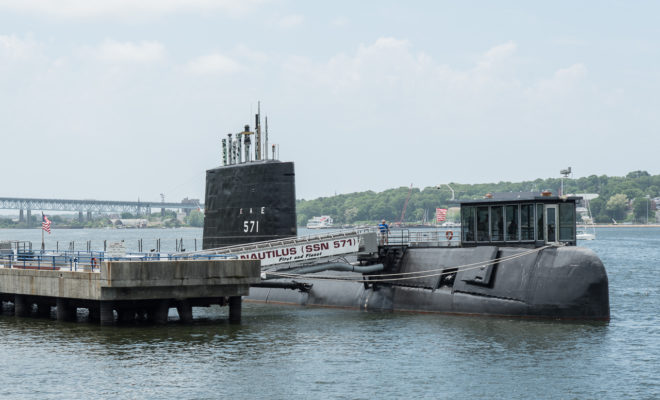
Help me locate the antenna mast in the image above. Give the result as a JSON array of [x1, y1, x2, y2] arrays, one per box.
[[255, 101, 262, 160], [264, 116, 269, 160]]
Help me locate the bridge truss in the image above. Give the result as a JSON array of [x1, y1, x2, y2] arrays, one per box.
[[0, 197, 202, 215]]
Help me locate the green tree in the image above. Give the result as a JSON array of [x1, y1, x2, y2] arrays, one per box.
[[606, 194, 629, 221], [589, 197, 605, 218], [185, 210, 204, 227], [632, 197, 650, 223], [344, 207, 358, 224], [626, 170, 650, 179]]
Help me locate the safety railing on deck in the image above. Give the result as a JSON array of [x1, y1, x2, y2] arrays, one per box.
[[0, 250, 236, 272], [378, 228, 461, 246]]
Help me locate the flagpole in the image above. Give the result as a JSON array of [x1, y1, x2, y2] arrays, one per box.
[[41, 220, 45, 252]]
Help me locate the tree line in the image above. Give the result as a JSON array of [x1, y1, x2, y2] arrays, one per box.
[[296, 170, 659, 226]]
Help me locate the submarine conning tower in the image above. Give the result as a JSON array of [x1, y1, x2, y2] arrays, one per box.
[[203, 104, 297, 249]]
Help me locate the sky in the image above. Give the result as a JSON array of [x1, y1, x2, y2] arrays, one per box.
[[1, 1, 658, 203]]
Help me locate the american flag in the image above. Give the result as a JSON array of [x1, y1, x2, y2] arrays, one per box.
[[436, 208, 447, 222], [42, 213, 51, 234]]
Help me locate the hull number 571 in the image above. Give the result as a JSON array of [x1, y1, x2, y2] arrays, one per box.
[[243, 220, 259, 233]]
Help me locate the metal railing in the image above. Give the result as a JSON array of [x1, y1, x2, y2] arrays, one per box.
[[185, 228, 377, 256], [0, 250, 236, 272], [379, 228, 461, 246]]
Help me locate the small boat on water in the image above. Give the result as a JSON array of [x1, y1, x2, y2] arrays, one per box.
[[577, 230, 596, 240], [440, 221, 461, 228], [576, 197, 597, 240], [306, 216, 334, 229]]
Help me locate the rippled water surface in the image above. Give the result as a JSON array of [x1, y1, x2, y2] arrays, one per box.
[[1, 228, 658, 399]]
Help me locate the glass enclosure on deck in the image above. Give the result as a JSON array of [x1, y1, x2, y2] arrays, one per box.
[[460, 193, 579, 247]]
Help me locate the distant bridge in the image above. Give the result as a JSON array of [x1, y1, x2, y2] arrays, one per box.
[[0, 197, 203, 222]]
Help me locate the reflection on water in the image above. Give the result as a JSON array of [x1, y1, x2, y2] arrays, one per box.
[[0, 228, 659, 399]]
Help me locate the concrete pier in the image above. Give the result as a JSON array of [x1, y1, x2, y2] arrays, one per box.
[[0, 259, 260, 325]]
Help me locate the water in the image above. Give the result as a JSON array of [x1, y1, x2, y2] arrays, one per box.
[[1, 227, 659, 399], [0, 227, 203, 253]]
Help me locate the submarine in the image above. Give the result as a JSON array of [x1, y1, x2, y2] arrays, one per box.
[[200, 110, 610, 321]]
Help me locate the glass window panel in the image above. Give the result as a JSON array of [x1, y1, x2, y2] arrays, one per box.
[[461, 206, 475, 242], [537, 204, 544, 241], [477, 206, 490, 242], [521, 204, 534, 240], [505, 205, 519, 241], [491, 206, 504, 241], [559, 203, 576, 241], [547, 207, 556, 242]]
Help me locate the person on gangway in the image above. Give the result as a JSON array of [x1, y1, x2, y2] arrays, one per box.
[[378, 219, 390, 245]]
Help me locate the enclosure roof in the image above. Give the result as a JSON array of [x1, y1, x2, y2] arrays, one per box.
[[460, 192, 582, 205]]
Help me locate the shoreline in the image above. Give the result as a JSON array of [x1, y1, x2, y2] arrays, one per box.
[[581, 224, 660, 228]]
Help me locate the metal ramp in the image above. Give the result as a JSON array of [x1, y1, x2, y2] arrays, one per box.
[[182, 229, 378, 269]]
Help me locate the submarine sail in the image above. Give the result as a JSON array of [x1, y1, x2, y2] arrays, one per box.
[[202, 107, 296, 250]]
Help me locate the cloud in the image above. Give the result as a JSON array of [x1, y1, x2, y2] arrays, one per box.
[[476, 40, 517, 70], [277, 37, 592, 141], [0, 34, 39, 60], [528, 63, 588, 99], [331, 16, 349, 27], [276, 14, 304, 29], [185, 53, 241, 75], [90, 40, 166, 64], [235, 44, 268, 63], [282, 38, 576, 106], [283, 37, 426, 93], [0, 0, 267, 19]]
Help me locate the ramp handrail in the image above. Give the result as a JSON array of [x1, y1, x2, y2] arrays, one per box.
[[181, 228, 377, 256]]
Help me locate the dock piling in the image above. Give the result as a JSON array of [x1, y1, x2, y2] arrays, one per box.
[[99, 301, 114, 326], [150, 300, 170, 325], [228, 296, 242, 323], [56, 298, 76, 322], [176, 300, 193, 323], [14, 294, 29, 317]]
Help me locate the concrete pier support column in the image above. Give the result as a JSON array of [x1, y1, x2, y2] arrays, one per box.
[[14, 295, 30, 317], [99, 302, 114, 326], [150, 300, 170, 325], [78, 211, 83, 222], [56, 298, 76, 322], [19, 209, 24, 222], [36, 303, 52, 318], [176, 300, 193, 324], [228, 296, 242, 323], [26, 210, 32, 227]]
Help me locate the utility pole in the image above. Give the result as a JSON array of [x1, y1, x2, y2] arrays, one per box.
[[560, 167, 572, 196]]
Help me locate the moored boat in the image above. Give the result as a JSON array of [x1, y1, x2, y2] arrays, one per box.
[[306, 216, 334, 229]]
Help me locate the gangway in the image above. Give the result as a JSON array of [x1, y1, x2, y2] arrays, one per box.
[[182, 229, 379, 270]]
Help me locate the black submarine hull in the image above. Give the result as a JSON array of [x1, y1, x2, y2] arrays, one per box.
[[203, 161, 610, 320], [247, 245, 609, 320]]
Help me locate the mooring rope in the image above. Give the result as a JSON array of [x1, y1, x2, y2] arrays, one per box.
[[266, 245, 553, 283]]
